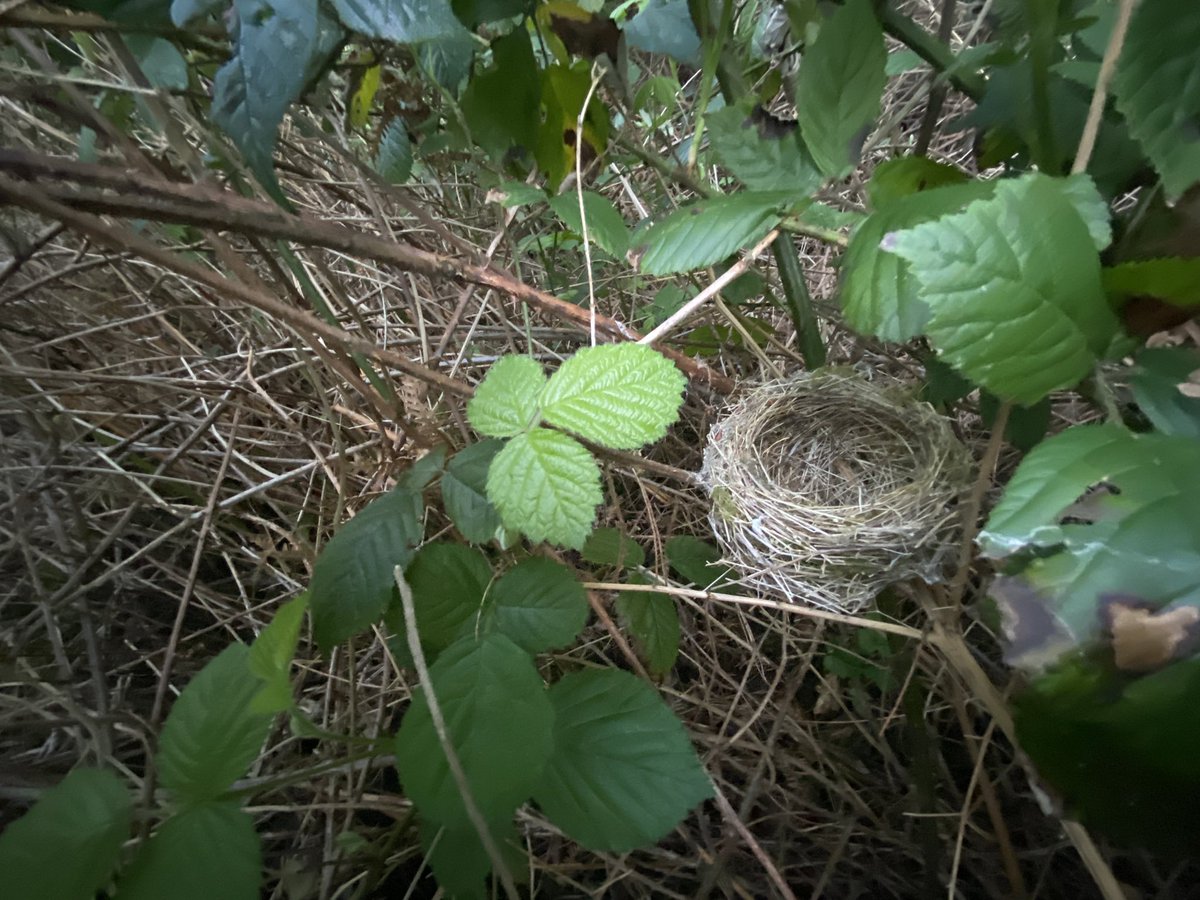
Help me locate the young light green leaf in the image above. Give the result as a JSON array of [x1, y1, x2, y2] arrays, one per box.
[[634, 192, 789, 276], [330, 0, 472, 44], [309, 488, 424, 652], [483, 557, 589, 653], [582, 526, 646, 568], [1113, 0, 1200, 199], [486, 428, 602, 549], [533, 669, 712, 852], [442, 439, 504, 543], [841, 180, 995, 341], [1103, 257, 1200, 306], [616, 577, 680, 676], [117, 803, 260, 900], [212, 0, 342, 198], [795, 0, 887, 177], [467, 355, 547, 438], [248, 593, 308, 713], [1131, 348, 1200, 439], [375, 118, 413, 183], [157, 643, 275, 804], [395, 633, 554, 826], [0, 768, 131, 900], [883, 174, 1118, 405], [401, 542, 492, 655], [549, 191, 631, 258], [540, 343, 686, 449], [705, 101, 822, 194]]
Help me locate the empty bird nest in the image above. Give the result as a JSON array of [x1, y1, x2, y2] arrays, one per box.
[[701, 369, 974, 614]]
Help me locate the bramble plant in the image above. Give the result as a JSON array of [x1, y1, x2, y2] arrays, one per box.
[[3, 0, 1200, 895]]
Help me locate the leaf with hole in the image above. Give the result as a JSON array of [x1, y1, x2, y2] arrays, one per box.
[[157, 643, 274, 804], [309, 487, 424, 651], [395, 633, 554, 827], [482, 556, 589, 653], [117, 803, 260, 900], [634, 192, 791, 276], [1113, 0, 1200, 199], [540, 343, 686, 450], [533, 669, 712, 852], [443, 439, 504, 543], [0, 768, 131, 900], [883, 174, 1118, 405], [486, 428, 602, 549], [794, 0, 886, 178], [467, 355, 547, 438]]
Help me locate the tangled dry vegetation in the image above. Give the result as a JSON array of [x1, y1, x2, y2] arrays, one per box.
[[1, 8, 1197, 900]]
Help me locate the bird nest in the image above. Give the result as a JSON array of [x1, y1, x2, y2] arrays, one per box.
[[701, 369, 973, 613]]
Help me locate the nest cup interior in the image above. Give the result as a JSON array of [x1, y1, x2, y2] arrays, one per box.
[[702, 370, 973, 613]]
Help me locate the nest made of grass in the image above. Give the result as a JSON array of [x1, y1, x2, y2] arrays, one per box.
[[701, 369, 973, 613]]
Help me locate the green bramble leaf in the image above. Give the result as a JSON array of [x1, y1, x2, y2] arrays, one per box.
[[795, 0, 887, 178], [483, 556, 589, 653], [549, 191, 631, 258], [375, 118, 413, 183], [329, 0, 472, 44], [157, 644, 275, 804], [706, 101, 822, 194], [442, 439, 504, 543], [883, 174, 1119, 405], [467, 355, 547, 438], [582, 526, 645, 568], [395, 633, 554, 827], [486, 428, 602, 549], [461, 29, 539, 162], [0, 768, 131, 900], [540, 343, 686, 450], [665, 534, 738, 591], [1053, 174, 1112, 251], [841, 180, 995, 341], [1113, 0, 1200, 199], [532, 669, 712, 852], [634, 192, 790, 276], [866, 157, 968, 209], [616, 574, 680, 676], [1130, 347, 1200, 438], [309, 488, 424, 651], [248, 593, 308, 713], [1103, 257, 1200, 307], [117, 803, 260, 900], [401, 542, 493, 656]]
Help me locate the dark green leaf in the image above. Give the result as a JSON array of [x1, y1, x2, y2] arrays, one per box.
[[330, 0, 472, 43], [376, 119, 414, 183], [665, 535, 737, 591], [157, 643, 274, 804], [171, 0, 223, 26], [616, 576, 680, 676], [403, 542, 492, 655], [419, 31, 477, 91], [451, 0, 527, 28], [211, 0, 343, 197], [706, 101, 822, 194], [1131, 347, 1200, 439], [885, 174, 1118, 405], [396, 445, 447, 491], [117, 804, 260, 900], [420, 817, 523, 900], [1113, 0, 1200, 199], [395, 633, 554, 826], [125, 35, 188, 90], [549, 191, 631, 258], [462, 29, 540, 161], [794, 0, 886, 177], [533, 669, 712, 852], [622, 0, 700, 64], [581, 526, 645, 568], [309, 488, 424, 651], [483, 557, 589, 653], [840, 180, 995, 341], [635, 192, 790, 276], [443, 439, 504, 543], [866, 157, 967, 209], [980, 392, 1052, 453], [0, 768, 131, 900], [1103, 257, 1200, 306]]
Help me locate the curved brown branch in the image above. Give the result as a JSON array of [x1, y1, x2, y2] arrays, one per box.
[[0, 149, 735, 394]]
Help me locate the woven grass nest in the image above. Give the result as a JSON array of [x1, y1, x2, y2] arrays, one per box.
[[701, 369, 974, 613]]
